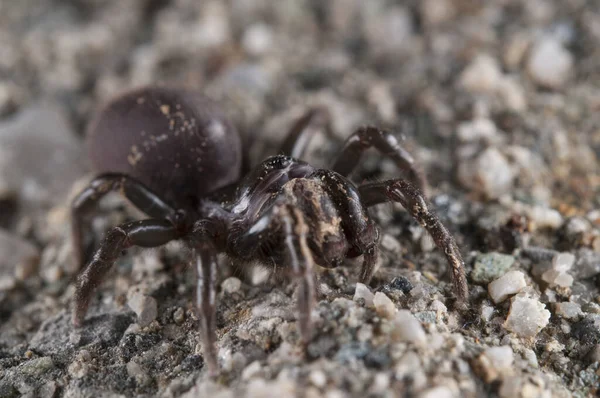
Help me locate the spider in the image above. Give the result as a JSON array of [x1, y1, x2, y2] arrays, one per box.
[[71, 86, 468, 374]]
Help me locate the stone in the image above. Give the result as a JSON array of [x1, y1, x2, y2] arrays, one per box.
[[458, 148, 515, 200], [497, 76, 527, 112], [222, 277, 242, 295], [572, 249, 600, 280], [488, 271, 527, 303], [391, 310, 426, 345], [127, 291, 158, 327], [389, 276, 413, 294], [0, 228, 39, 282], [420, 0, 455, 27], [472, 252, 516, 284], [242, 23, 274, 57], [419, 386, 455, 398], [474, 346, 514, 382], [353, 283, 374, 307], [526, 37, 573, 89], [456, 118, 500, 144], [373, 292, 396, 318], [541, 252, 575, 288], [459, 54, 503, 94], [0, 103, 86, 208], [504, 295, 550, 338]]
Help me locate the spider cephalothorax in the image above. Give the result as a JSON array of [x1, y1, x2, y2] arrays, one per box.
[[71, 86, 468, 374]]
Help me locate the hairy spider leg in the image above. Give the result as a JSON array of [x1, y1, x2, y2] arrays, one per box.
[[72, 219, 179, 326], [230, 202, 317, 344], [331, 126, 427, 194], [278, 107, 333, 159], [71, 173, 179, 270], [359, 179, 468, 306], [307, 169, 380, 283]]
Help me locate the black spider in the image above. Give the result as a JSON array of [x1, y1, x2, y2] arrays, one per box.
[[71, 86, 468, 373]]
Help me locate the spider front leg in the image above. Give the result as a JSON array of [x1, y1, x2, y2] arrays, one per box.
[[187, 225, 219, 375], [73, 219, 179, 326], [332, 126, 427, 193], [71, 173, 177, 270], [231, 204, 317, 344], [308, 170, 380, 283], [359, 179, 468, 305]]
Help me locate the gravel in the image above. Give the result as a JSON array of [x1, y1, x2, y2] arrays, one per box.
[[504, 295, 551, 338], [488, 270, 527, 303], [0, 1, 598, 397]]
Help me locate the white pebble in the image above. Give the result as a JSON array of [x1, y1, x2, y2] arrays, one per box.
[[127, 291, 158, 327], [478, 346, 514, 382], [456, 118, 499, 143], [459, 54, 503, 94], [242, 23, 273, 57], [497, 76, 527, 112], [222, 277, 242, 294], [554, 302, 582, 319], [353, 283, 374, 307], [541, 269, 573, 288], [504, 295, 550, 338], [552, 252, 575, 272], [391, 310, 427, 345], [309, 370, 327, 388], [488, 271, 527, 303], [526, 37, 573, 89], [419, 386, 455, 398], [526, 206, 563, 230], [373, 292, 396, 318], [458, 147, 514, 199]]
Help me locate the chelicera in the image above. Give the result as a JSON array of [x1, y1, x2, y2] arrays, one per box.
[[71, 86, 468, 373]]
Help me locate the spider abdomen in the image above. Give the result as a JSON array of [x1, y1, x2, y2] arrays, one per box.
[[87, 86, 242, 210]]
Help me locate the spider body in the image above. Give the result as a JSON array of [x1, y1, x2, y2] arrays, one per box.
[[87, 86, 242, 210], [71, 86, 468, 374]]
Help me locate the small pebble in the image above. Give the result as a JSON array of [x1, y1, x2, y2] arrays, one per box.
[[309, 370, 327, 388], [242, 23, 274, 57], [526, 37, 573, 89], [458, 148, 515, 199], [456, 118, 499, 143], [419, 385, 455, 398], [554, 302, 582, 319], [475, 346, 514, 382], [127, 291, 158, 327], [391, 310, 426, 345], [373, 292, 396, 318], [173, 307, 185, 324], [222, 277, 242, 295], [0, 228, 40, 280], [459, 54, 503, 94], [127, 361, 151, 386], [488, 271, 527, 303], [354, 283, 374, 307], [504, 295, 550, 338], [389, 276, 413, 294], [472, 252, 515, 284]]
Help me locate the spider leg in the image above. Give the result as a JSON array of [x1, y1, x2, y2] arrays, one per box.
[[187, 224, 219, 375], [279, 205, 316, 344], [72, 219, 179, 327], [331, 126, 427, 193], [71, 173, 177, 270], [308, 170, 380, 283], [279, 107, 331, 159], [359, 179, 468, 305], [230, 204, 316, 344]]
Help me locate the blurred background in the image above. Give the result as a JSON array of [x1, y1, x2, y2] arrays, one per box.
[[0, 1, 599, 397]]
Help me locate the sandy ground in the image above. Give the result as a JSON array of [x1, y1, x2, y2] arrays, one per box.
[[0, 1, 599, 397]]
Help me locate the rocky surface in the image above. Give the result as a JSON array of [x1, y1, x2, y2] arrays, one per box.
[[0, 1, 599, 397]]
